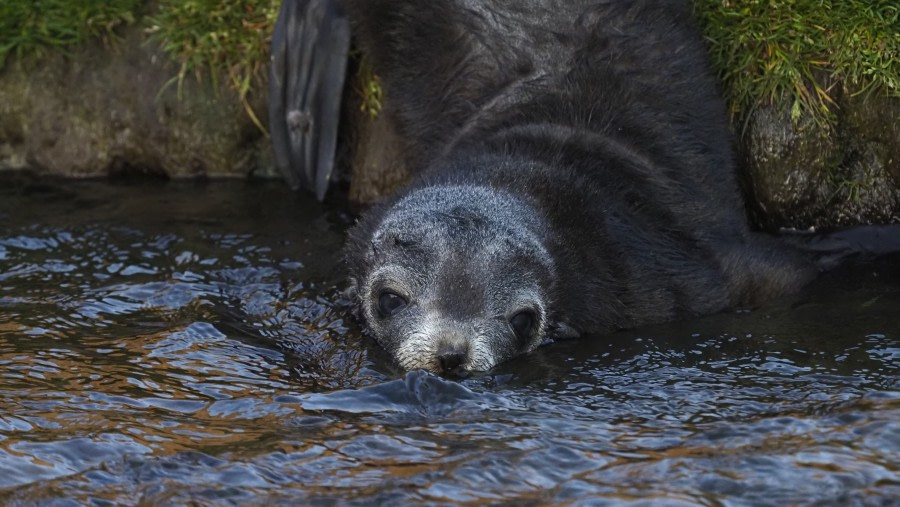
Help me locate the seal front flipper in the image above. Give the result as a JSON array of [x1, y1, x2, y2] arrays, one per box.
[[269, 0, 350, 200]]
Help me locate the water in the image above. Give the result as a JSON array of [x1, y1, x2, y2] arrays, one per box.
[[1, 174, 898, 505]]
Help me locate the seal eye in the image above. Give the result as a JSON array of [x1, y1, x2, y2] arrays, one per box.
[[509, 310, 535, 343], [377, 290, 408, 317]]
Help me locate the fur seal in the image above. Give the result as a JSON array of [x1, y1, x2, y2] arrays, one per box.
[[270, 0, 899, 375]]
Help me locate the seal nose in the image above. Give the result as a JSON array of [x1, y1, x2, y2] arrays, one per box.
[[436, 340, 469, 374]]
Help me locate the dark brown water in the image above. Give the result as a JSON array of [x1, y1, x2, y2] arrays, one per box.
[[1, 174, 898, 505]]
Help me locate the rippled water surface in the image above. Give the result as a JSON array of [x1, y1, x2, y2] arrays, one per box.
[[1, 174, 898, 505]]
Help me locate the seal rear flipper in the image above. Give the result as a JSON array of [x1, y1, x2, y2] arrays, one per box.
[[781, 225, 900, 271], [784, 225, 900, 271], [269, 0, 350, 200]]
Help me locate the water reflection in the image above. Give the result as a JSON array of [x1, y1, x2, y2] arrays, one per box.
[[0, 174, 898, 504]]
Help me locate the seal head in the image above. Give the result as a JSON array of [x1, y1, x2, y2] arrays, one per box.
[[346, 184, 561, 374]]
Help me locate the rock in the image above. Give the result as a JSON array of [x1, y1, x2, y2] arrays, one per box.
[[740, 88, 899, 230], [0, 25, 273, 179], [347, 108, 409, 203]]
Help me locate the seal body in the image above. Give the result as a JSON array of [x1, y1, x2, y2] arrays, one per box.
[[340, 0, 816, 373]]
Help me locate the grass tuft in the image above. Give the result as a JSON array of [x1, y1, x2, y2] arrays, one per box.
[[147, 0, 281, 132], [355, 54, 383, 119], [0, 0, 139, 68], [695, 0, 899, 127]]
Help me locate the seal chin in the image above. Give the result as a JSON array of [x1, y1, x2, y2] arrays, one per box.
[[393, 328, 504, 375]]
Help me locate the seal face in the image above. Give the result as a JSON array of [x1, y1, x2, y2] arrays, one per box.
[[347, 185, 558, 373]]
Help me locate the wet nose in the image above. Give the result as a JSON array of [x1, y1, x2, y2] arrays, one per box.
[[436, 340, 469, 374]]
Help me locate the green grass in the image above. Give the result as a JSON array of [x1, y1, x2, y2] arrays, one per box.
[[0, 0, 139, 67], [695, 0, 899, 126], [147, 0, 281, 131], [355, 54, 383, 119]]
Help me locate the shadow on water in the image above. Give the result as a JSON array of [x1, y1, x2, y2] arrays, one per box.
[[0, 173, 897, 504]]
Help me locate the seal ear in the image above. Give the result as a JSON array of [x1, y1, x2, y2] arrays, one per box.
[[342, 283, 358, 302], [343, 282, 363, 319], [547, 320, 580, 340]]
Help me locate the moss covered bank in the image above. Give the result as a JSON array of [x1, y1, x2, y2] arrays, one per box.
[[1, 1, 897, 228]]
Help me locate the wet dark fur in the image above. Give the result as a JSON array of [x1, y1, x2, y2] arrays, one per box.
[[344, 0, 819, 339]]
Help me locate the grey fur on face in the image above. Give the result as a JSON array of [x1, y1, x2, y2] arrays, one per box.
[[351, 185, 556, 373]]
